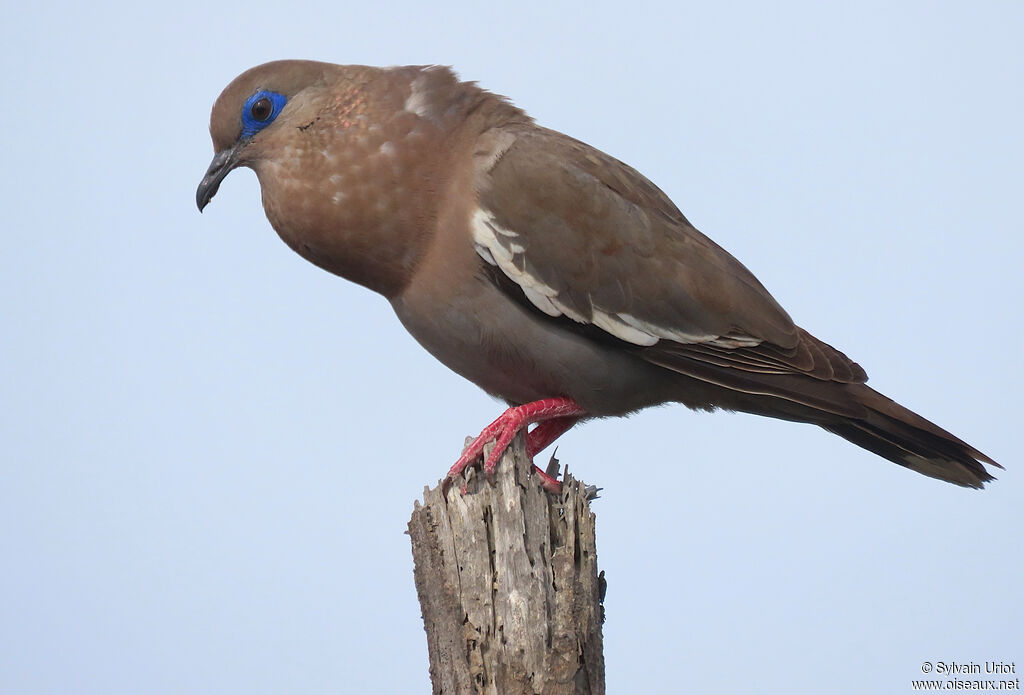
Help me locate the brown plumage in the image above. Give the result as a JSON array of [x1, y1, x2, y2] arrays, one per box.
[[197, 60, 999, 489]]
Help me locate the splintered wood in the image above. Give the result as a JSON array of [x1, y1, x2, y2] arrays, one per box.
[[408, 434, 605, 695]]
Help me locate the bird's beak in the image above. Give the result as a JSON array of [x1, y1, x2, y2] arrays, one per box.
[[196, 144, 243, 212]]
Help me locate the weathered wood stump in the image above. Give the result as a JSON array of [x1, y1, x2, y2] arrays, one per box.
[[408, 434, 605, 695]]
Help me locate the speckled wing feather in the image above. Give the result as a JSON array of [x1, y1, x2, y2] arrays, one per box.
[[473, 125, 867, 402]]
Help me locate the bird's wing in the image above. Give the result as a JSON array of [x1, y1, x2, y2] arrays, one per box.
[[473, 126, 867, 407]]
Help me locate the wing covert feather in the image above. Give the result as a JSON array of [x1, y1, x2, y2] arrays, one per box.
[[473, 125, 866, 386]]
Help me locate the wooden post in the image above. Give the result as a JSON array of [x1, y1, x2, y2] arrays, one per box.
[[408, 434, 606, 695]]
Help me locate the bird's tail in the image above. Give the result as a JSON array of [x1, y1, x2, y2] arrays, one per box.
[[642, 340, 999, 487], [819, 385, 1000, 489]]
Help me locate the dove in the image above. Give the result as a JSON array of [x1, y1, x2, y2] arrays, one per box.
[[198, 60, 998, 490]]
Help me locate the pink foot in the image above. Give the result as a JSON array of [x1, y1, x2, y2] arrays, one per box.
[[447, 397, 585, 491]]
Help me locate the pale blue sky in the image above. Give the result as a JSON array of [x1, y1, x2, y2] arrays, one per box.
[[2, 1, 1021, 693]]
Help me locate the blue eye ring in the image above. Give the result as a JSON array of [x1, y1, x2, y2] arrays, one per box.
[[241, 90, 288, 138]]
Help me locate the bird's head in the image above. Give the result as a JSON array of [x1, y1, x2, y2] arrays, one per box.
[[196, 60, 382, 211]]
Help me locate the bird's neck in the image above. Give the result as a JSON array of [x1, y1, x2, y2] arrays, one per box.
[[253, 69, 529, 298]]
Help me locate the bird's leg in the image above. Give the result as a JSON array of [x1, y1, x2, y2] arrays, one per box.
[[448, 397, 585, 490], [526, 416, 580, 458]]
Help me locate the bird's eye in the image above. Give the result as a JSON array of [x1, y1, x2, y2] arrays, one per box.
[[240, 90, 288, 139], [250, 97, 273, 121]]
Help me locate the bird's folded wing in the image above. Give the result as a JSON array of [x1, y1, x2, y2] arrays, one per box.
[[473, 125, 867, 401]]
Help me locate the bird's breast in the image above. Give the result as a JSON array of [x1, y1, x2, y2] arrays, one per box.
[[254, 132, 437, 297]]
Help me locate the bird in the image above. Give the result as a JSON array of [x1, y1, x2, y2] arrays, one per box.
[[197, 60, 999, 490]]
